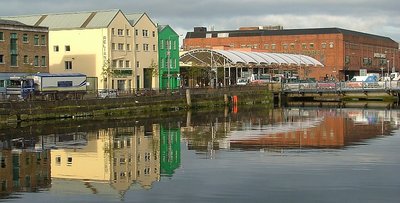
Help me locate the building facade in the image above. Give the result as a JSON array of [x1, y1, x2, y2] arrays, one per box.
[[126, 13, 159, 90], [183, 27, 399, 81], [0, 19, 48, 93], [158, 25, 180, 89], [3, 10, 159, 91]]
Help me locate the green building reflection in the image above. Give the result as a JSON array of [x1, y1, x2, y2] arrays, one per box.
[[160, 125, 181, 177]]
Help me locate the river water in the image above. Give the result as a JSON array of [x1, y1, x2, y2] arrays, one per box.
[[1, 106, 400, 203]]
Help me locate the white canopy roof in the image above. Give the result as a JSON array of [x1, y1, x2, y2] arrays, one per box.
[[180, 49, 324, 67]]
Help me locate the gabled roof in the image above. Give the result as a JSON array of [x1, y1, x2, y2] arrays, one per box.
[[157, 24, 178, 36], [1, 9, 121, 30], [125, 12, 157, 28], [125, 13, 143, 26]]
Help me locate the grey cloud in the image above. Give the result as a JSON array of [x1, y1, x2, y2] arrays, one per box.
[[1, 0, 399, 41]]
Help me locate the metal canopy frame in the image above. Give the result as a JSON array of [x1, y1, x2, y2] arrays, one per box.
[[179, 49, 324, 87], [180, 49, 324, 67]]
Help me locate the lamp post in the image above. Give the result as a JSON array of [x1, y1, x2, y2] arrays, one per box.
[[387, 59, 390, 78]]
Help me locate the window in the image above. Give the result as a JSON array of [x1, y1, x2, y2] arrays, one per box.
[[23, 34, 28, 43], [152, 31, 155, 37], [142, 29, 148, 37], [55, 156, 61, 166], [125, 60, 130, 68], [23, 55, 28, 64], [119, 60, 124, 68], [126, 29, 130, 36], [153, 44, 156, 51], [34, 56, 39, 67], [283, 44, 288, 50], [160, 40, 164, 50], [41, 35, 46, 45], [0, 80, 4, 88], [321, 43, 327, 49], [112, 60, 117, 68], [135, 44, 139, 51], [309, 43, 314, 49], [302, 43, 307, 49], [112, 43, 116, 50], [135, 29, 138, 36], [117, 29, 123, 36], [65, 61, 72, 70], [111, 28, 115, 35], [329, 42, 334, 48], [264, 44, 269, 49], [127, 44, 131, 51], [65, 45, 71, 51], [41, 56, 46, 67], [11, 55, 18, 67], [58, 81, 72, 87], [136, 61, 140, 68], [0, 32, 3, 41], [271, 44, 276, 50], [290, 43, 295, 49], [143, 44, 149, 51], [67, 157, 72, 165], [34, 35, 39, 45], [0, 55, 3, 63], [118, 43, 124, 50], [53, 45, 59, 52]]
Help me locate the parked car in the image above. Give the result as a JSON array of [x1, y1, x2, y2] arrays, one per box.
[[98, 89, 118, 98]]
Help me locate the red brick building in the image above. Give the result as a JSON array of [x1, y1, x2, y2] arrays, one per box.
[[0, 19, 48, 93], [183, 27, 399, 81]]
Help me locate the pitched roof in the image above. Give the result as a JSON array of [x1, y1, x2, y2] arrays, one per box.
[[1, 9, 121, 30], [0, 19, 27, 26], [125, 13, 144, 26]]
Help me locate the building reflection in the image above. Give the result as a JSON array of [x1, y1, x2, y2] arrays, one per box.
[[0, 138, 51, 199], [182, 108, 398, 152], [47, 124, 160, 198]]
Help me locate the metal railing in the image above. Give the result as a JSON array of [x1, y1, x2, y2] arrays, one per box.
[[282, 81, 400, 93]]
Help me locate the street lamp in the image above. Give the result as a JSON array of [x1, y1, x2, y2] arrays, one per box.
[[387, 59, 390, 78]]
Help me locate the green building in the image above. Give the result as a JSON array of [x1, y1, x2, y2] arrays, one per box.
[[158, 25, 180, 90], [160, 125, 181, 177]]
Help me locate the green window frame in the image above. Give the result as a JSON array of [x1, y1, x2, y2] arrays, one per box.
[[0, 32, 4, 41], [40, 35, 46, 45], [34, 35, 39, 45], [23, 34, 28, 43], [34, 56, 39, 66], [41, 56, 46, 66]]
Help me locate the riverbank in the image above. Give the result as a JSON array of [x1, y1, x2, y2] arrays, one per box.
[[0, 86, 274, 123]]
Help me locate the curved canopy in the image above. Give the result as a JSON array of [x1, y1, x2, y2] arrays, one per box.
[[180, 49, 324, 67]]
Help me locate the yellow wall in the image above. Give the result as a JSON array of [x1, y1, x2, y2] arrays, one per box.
[[49, 28, 105, 82]]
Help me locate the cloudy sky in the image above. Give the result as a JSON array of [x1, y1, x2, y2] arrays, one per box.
[[1, 0, 399, 42]]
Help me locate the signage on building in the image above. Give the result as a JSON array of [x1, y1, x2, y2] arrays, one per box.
[[374, 53, 386, 58]]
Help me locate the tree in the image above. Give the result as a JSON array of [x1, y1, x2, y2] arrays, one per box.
[[100, 59, 115, 89]]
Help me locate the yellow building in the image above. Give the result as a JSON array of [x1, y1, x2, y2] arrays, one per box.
[[2, 9, 159, 90]]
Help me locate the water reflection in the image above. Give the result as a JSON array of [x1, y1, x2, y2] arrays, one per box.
[[0, 106, 399, 201]]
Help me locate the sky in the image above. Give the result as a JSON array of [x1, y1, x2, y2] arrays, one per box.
[[1, 0, 400, 43]]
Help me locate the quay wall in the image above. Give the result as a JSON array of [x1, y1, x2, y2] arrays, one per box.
[[0, 86, 273, 123]]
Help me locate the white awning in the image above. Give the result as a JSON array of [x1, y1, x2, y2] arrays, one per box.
[[180, 49, 324, 67]]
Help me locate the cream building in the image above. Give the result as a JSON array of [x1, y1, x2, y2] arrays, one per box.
[[2, 9, 159, 91], [126, 13, 159, 90]]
